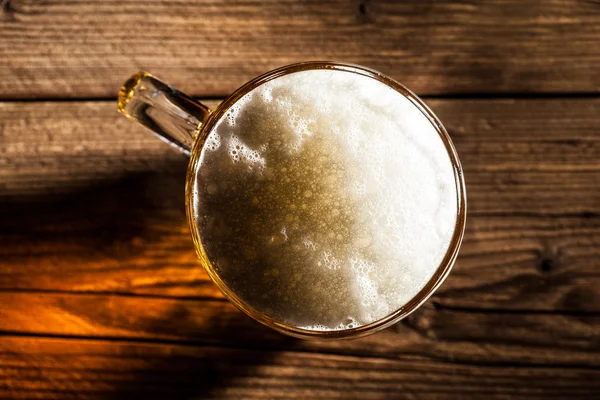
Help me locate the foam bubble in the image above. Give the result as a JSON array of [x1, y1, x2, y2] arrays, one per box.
[[260, 86, 273, 103], [226, 134, 265, 170], [204, 132, 221, 151]]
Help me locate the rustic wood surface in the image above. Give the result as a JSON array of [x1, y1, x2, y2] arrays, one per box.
[[1, 0, 600, 399], [2, 0, 600, 99]]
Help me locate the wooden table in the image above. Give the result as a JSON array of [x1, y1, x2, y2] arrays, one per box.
[[1, 1, 599, 398]]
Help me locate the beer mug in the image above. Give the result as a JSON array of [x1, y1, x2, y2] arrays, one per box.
[[118, 62, 467, 339]]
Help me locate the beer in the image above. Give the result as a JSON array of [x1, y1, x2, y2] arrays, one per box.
[[191, 69, 458, 331]]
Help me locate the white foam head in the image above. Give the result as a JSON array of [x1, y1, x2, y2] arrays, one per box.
[[193, 69, 458, 331]]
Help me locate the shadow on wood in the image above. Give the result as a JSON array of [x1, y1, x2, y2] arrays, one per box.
[[110, 308, 292, 399], [0, 156, 298, 397], [0, 157, 193, 274]]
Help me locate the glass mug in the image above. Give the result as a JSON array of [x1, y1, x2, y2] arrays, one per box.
[[118, 62, 467, 339]]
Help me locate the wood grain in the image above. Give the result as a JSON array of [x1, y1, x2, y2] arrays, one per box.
[[1, 99, 599, 312], [0, 292, 597, 368], [2, 0, 600, 99], [2, 1, 599, 398], [1, 336, 598, 400]]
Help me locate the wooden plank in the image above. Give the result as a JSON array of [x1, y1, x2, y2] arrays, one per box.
[[1, 99, 599, 312], [2, 99, 599, 213], [0, 292, 597, 369], [436, 99, 600, 216], [0, 336, 598, 399], [2, 99, 599, 312], [1, 0, 600, 98]]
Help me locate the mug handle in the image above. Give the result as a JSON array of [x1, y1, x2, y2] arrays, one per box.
[[117, 72, 210, 155]]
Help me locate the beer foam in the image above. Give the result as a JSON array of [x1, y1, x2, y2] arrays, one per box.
[[193, 69, 458, 331]]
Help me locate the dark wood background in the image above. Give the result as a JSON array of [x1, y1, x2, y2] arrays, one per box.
[[1, 1, 599, 399]]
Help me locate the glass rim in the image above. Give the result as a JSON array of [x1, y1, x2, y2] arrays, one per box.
[[185, 61, 467, 339]]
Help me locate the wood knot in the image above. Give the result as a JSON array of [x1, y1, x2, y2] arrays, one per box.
[[538, 245, 560, 273], [1, 0, 16, 21], [357, 0, 373, 24], [539, 257, 555, 273], [358, 2, 367, 15], [1, 0, 11, 12]]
